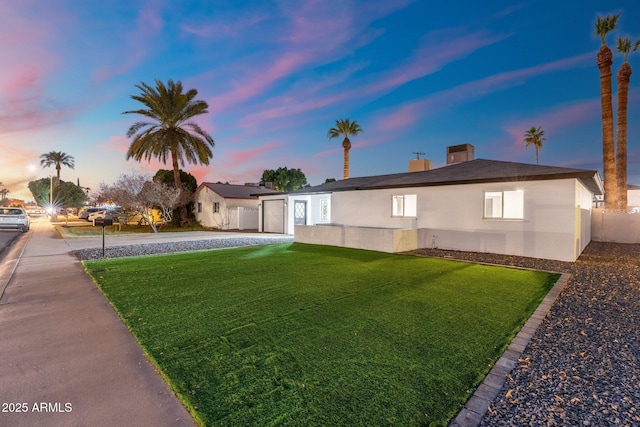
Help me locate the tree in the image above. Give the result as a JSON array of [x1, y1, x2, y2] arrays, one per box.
[[615, 37, 640, 210], [123, 79, 215, 225], [0, 188, 9, 201], [40, 151, 75, 180], [324, 178, 336, 184], [98, 171, 184, 233], [261, 167, 307, 192], [595, 14, 619, 209], [154, 169, 198, 192], [327, 118, 363, 180], [154, 169, 198, 225], [27, 178, 86, 210], [523, 126, 546, 165]]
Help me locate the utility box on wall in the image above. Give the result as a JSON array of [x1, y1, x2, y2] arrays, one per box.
[[446, 144, 474, 165]]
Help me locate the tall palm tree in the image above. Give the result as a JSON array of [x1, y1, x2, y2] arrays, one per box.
[[615, 38, 639, 210], [123, 79, 215, 225], [40, 151, 75, 180], [595, 14, 619, 209], [523, 126, 546, 165], [327, 118, 363, 180]]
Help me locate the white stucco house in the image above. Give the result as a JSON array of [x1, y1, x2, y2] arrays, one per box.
[[194, 183, 277, 230], [628, 184, 640, 209], [258, 159, 604, 262]]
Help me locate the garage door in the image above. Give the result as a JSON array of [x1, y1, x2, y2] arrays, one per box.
[[263, 199, 285, 233]]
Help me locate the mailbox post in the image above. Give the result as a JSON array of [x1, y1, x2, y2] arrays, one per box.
[[93, 218, 113, 257]]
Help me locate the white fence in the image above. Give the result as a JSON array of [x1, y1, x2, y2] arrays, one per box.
[[591, 208, 640, 244]]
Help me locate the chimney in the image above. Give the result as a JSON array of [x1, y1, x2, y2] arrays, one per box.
[[446, 144, 474, 165], [409, 158, 432, 172], [409, 151, 432, 172]]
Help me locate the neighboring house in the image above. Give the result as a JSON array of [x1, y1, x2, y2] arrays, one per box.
[[628, 184, 640, 210], [258, 159, 603, 262], [194, 183, 277, 230]]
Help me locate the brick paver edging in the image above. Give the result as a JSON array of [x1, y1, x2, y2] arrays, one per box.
[[449, 273, 569, 427]]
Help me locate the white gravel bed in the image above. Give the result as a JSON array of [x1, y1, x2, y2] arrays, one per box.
[[74, 236, 294, 260]]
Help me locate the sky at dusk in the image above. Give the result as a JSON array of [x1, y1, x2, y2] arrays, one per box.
[[1, 0, 639, 202]]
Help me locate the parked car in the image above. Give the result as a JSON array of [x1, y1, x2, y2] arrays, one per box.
[[87, 210, 108, 222], [0, 207, 30, 232], [79, 207, 105, 220]]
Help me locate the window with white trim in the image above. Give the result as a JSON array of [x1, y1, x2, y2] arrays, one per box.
[[392, 194, 417, 217], [484, 190, 523, 219], [320, 199, 330, 221]]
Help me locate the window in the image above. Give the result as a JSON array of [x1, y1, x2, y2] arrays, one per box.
[[213, 202, 220, 213], [392, 194, 417, 217], [320, 199, 330, 221], [197, 202, 202, 213], [484, 190, 523, 219]]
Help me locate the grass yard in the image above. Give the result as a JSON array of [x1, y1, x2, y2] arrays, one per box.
[[84, 243, 558, 426]]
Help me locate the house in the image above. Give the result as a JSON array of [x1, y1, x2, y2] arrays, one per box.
[[258, 158, 603, 262], [194, 183, 277, 230], [628, 184, 640, 209]]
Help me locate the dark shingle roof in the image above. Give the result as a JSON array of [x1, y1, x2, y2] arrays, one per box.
[[198, 183, 278, 199], [290, 159, 603, 195]]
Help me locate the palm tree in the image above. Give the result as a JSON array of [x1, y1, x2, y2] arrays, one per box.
[[327, 118, 363, 179], [615, 38, 639, 210], [40, 151, 75, 180], [523, 126, 546, 165], [0, 188, 9, 201], [595, 14, 619, 209], [123, 79, 215, 225]]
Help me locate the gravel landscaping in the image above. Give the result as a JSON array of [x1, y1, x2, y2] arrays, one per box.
[[412, 242, 640, 426], [74, 236, 294, 260]]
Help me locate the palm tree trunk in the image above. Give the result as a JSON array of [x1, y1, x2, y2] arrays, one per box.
[[171, 152, 187, 226], [342, 138, 351, 180], [616, 62, 632, 210], [535, 147, 539, 165], [598, 45, 618, 209]]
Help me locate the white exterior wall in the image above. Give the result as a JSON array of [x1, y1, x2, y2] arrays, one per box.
[[259, 193, 331, 235], [329, 179, 585, 261], [195, 188, 259, 229], [238, 207, 259, 230], [628, 188, 640, 208], [575, 180, 594, 257]]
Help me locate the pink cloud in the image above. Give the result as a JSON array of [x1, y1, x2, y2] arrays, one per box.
[[92, 4, 165, 84], [99, 135, 131, 153], [367, 51, 596, 135], [502, 99, 601, 153], [237, 27, 506, 130], [222, 142, 282, 169], [0, 3, 67, 134], [208, 0, 413, 115], [181, 11, 268, 39]]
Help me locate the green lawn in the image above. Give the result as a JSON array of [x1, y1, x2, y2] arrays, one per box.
[[84, 243, 558, 426]]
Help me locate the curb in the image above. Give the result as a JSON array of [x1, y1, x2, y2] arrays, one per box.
[[0, 231, 31, 302]]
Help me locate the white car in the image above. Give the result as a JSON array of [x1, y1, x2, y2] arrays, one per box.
[[0, 207, 31, 232], [87, 210, 108, 222], [79, 207, 105, 220]]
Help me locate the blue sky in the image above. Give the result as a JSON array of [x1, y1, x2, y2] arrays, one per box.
[[1, 0, 639, 202]]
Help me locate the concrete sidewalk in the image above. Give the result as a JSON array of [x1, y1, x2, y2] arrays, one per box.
[[0, 221, 196, 426]]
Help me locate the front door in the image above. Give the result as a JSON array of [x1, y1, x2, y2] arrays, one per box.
[[294, 200, 307, 225]]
